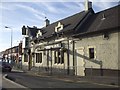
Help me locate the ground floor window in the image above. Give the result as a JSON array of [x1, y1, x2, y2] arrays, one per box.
[[24, 54, 28, 62], [36, 53, 42, 63], [54, 50, 64, 64], [61, 51, 64, 64], [54, 51, 57, 63]]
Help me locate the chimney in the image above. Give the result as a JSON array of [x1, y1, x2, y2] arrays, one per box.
[[45, 17, 50, 27], [85, 0, 92, 11]]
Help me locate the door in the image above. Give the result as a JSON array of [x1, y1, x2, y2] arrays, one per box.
[[75, 47, 85, 76]]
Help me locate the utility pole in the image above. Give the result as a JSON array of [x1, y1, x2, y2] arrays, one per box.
[[67, 38, 70, 75], [5, 26, 13, 63], [28, 48, 31, 71]]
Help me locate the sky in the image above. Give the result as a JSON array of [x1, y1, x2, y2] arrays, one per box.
[[0, 0, 119, 52]]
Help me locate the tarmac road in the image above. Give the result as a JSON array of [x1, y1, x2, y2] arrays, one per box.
[[5, 71, 119, 89], [1, 72, 29, 90]]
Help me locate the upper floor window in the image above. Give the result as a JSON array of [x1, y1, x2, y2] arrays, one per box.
[[37, 30, 42, 38], [89, 48, 94, 59], [25, 37, 29, 47], [55, 22, 63, 32]]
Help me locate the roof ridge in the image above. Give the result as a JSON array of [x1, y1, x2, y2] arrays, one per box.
[[95, 4, 120, 14], [40, 10, 86, 30]]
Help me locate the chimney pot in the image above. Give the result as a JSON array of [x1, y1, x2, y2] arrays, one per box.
[[45, 18, 50, 27], [85, 0, 92, 11]]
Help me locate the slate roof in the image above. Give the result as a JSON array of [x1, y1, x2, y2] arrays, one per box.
[[73, 5, 120, 37], [27, 26, 40, 38], [39, 9, 93, 39], [30, 5, 119, 41]]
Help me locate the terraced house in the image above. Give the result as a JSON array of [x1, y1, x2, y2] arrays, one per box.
[[21, 1, 120, 76]]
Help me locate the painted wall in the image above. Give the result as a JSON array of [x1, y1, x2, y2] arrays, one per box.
[[75, 31, 119, 70], [21, 31, 119, 76], [118, 31, 120, 70], [29, 38, 72, 72]]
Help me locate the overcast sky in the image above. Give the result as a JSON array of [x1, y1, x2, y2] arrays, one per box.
[[0, 0, 119, 52]]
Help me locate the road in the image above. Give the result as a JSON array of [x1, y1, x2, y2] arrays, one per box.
[[0, 73, 2, 90], [1, 72, 28, 90], [5, 71, 119, 89]]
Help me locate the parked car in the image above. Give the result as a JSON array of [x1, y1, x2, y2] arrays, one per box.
[[0, 61, 12, 72]]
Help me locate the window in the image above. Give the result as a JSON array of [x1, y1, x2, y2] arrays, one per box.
[[37, 30, 42, 38], [61, 51, 64, 64], [24, 54, 28, 62], [25, 37, 29, 47], [43, 51, 46, 55], [54, 50, 64, 64], [89, 48, 94, 59], [54, 51, 57, 64], [58, 50, 61, 63], [56, 27, 61, 32], [55, 22, 63, 32], [103, 33, 109, 40], [36, 53, 42, 63]]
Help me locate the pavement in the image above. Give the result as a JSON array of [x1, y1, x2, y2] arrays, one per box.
[[9, 68, 119, 88], [2, 74, 28, 89]]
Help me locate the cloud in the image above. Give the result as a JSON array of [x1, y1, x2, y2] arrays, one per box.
[[0, 24, 22, 33], [0, 3, 17, 11], [25, 18, 41, 23], [15, 4, 42, 15], [92, 1, 119, 12], [40, 2, 69, 14], [1, 0, 119, 2], [34, 14, 45, 21], [15, 4, 45, 21], [61, 2, 84, 12], [40, 2, 59, 14], [90, 0, 119, 2]]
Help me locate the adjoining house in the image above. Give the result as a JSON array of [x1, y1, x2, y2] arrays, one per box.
[[1, 41, 22, 65], [3, 46, 18, 63], [21, 1, 120, 76]]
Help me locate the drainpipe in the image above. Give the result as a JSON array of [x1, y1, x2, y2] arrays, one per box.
[[50, 48, 52, 75], [72, 40, 75, 75], [28, 49, 31, 71], [47, 50, 49, 70], [100, 61, 103, 76], [67, 38, 70, 75]]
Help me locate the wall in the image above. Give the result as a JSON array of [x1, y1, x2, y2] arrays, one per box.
[[31, 38, 75, 75], [75, 31, 119, 76], [75, 32, 118, 70], [118, 31, 120, 70]]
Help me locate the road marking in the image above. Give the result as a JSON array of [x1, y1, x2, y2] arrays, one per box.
[[3, 74, 28, 88]]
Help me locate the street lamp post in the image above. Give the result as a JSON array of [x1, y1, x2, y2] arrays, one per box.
[[5, 26, 13, 63]]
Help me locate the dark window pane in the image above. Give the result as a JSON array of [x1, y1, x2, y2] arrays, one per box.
[[54, 51, 57, 64], [61, 51, 64, 64], [58, 50, 60, 64], [25, 37, 29, 46], [24, 54, 28, 62], [36, 53, 42, 63], [89, 48, 94, 59]]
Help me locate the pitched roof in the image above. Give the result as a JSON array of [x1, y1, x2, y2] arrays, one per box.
[[73, 5, 120, 37], [27, 26, 40, 38], [39, 10, 93, 39]]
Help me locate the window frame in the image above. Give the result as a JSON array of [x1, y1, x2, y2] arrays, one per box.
[[89, 48, 95, 59], [36, 53, 42, 63], [24, 53, 28, 62]]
